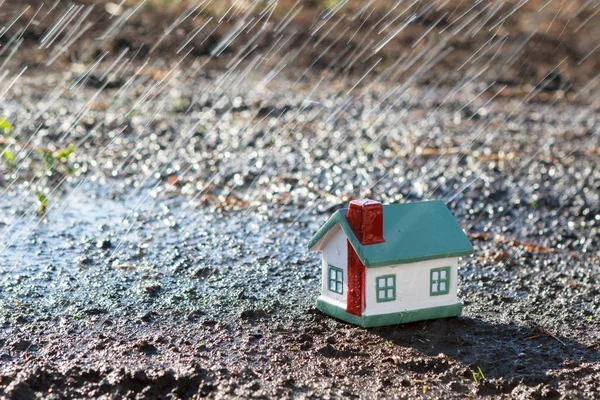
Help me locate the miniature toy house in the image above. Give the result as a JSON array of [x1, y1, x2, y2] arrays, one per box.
[[308, 199, 473, 327]]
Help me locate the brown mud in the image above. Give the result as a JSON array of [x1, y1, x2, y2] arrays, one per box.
[[0, 1, 599, 398]]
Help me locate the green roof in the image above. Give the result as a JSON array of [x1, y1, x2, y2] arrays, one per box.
[[307, 200, 473, 267]]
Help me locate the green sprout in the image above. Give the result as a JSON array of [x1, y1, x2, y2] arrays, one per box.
[[36, 143, 76, 175], [0, 117, 13, 135], [36, 192, 48, 215], [56, 143, 75, 161], [471, 366, 486, 383], [37, 148, 55, 171], [529, 199, 538, 209], [1, 149, 16, 167]]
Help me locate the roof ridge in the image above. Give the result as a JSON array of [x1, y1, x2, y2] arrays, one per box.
[[308, 201, 473, 267]]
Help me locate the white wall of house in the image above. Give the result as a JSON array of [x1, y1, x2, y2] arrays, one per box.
[[363, 257, 459, 316], [320, 225, 348, 307]]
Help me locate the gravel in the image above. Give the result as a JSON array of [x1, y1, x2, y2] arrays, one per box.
[[0, 1, 598, 397], [0, 66, 598, 398]]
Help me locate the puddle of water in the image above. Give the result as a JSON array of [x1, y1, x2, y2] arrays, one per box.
[[0, 180, 319, 319], [1, 182, 145, 271]]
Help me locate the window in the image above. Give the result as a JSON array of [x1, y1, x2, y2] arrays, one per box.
[[376, 275, 396, 302], [328, 266, 343, 294], [430, 267, 450, 296]]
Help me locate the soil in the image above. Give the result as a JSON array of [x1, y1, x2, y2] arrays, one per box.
[[0, 1, 599, 399]]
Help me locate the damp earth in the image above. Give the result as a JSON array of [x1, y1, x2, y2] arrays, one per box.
[[0, 1, 599, 399], [1, 71, 598, 398]]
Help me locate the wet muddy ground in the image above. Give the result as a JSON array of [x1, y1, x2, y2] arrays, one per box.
[[0, 69, 599, 398], [0, 0, 599, 398]]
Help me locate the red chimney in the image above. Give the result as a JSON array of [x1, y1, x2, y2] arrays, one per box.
[[345, 199, 385, 245]]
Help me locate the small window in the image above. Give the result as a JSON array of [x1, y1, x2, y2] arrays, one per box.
[[328, 266, 343, 295], [430, 267, 450, 296], [376, 274, 396, 302]]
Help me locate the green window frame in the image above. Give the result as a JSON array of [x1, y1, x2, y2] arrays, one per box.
[[430, 267, 451, 296], [328, 266, 343, 295], [376, 274, 396, 303]]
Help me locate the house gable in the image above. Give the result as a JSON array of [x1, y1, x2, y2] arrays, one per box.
[[319, 226, 348, 307]]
